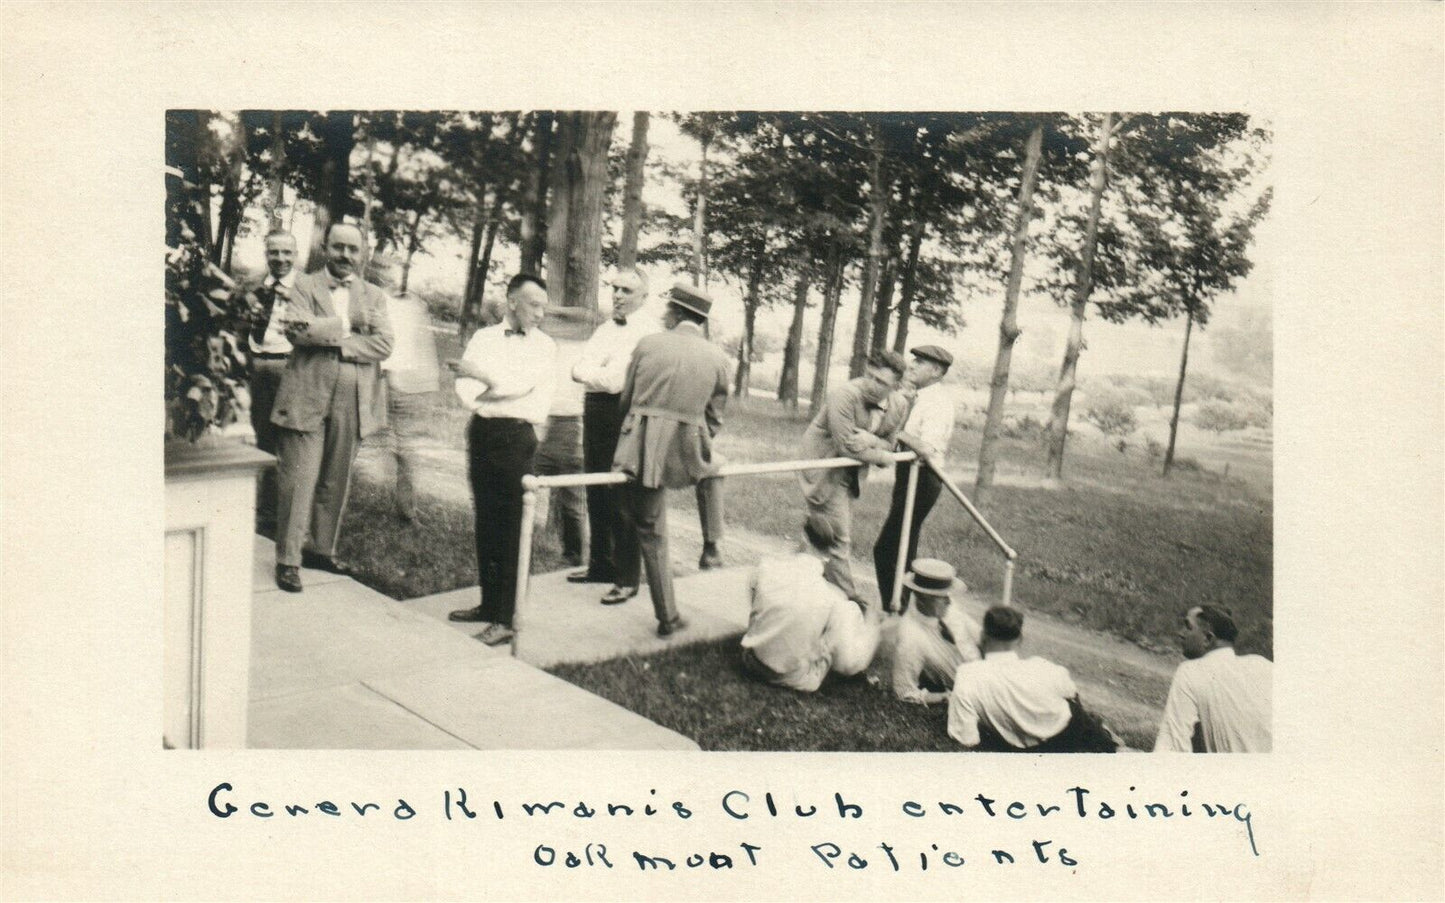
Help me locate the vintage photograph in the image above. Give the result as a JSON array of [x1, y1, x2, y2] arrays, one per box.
[[164, 109, 1274, 756]]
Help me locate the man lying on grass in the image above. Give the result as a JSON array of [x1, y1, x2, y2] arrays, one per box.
[[739, 512, 882, 692]]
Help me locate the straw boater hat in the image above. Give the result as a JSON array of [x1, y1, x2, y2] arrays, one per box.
[[666, 282, 713, 319], [902, 558, 965, 597]]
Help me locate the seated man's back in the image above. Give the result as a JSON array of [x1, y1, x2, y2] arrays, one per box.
[[948, 651, 1076, 749], [742, 554, 842, 692]]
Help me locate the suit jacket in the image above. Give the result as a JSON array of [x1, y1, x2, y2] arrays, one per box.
[[799, 376, 911, 502], [612, 322, 730, 489], [271, 270, 394, 437]]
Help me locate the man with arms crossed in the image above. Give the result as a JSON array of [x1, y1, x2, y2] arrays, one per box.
[[446, 274, 556, 647], [270, 222, 393, 592]]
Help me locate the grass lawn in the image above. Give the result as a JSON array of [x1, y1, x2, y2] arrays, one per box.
[[548, 635, 977, 752]]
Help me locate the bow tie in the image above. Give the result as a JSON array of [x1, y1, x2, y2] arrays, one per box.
[[505, 328, 527, 337], [613, 316, 628, 327], [329, 277, 353, 290]]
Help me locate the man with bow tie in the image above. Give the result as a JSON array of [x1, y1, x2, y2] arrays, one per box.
[[445, 273, 556, 647], [244, 230, 299, 529], [269, 222, 394, 593]]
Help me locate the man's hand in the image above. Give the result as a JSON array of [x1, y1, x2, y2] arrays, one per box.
[[445, 358, 489, 383], [279, 315, 310, 342]]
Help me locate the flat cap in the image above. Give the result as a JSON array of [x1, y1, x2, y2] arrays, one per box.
[[868, 349, 907, 377], [911, 344, 954, 368], [666, 281, 713, 319]]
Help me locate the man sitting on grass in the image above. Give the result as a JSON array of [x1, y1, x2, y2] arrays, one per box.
[[890, 559, 981, 705], [739, 513, 882, 692], [1154, 605, 1272, 753], [947, 606, 1118, 752]]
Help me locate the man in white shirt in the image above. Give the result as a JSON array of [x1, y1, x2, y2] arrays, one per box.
[[1155, 606, 1273, 753], [873, 344, 956, 610], [245, 230, 299, 530], [444, 273, 556, 647], [890, 558, 982, 705], [947, 606, 1118, 752], [740, 513, 883, 692], [568, 268, 657, 594]]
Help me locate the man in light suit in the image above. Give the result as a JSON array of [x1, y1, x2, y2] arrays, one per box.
[[270, 222, 394, 592], [611, 283, 730, 637]]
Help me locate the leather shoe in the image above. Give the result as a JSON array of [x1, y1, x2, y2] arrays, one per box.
[[697, 546, 723, 570], [568, 570, 615, 585], [449, 606, 490, 623], [275, 565, 302, 593], [478, 623, 515, 647], [656, 616, 688, 638], [302, 551, 354, 576], [601, 585, 639, 606]]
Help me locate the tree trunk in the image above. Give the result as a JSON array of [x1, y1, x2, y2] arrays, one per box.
[[810, 239, 845, 413], [1162, 309, 1194, 477], [459, 189, 489, 327], [268, 111, 286, 231], [1044, 112, 1117, 481], [400, 209, 422, 294], [561, 112, 617, 311], [519, 111, 553, 275], [734, 238, 765, 398], [692, 134, 710, 287], [849, 134, 889, 378], [778, 264, 811, 410], [868, 251, 898, 357], [543, 112, 578, 301], [618, 111, 650, 270], [976, 124, 1045, 501], [306, 110, 356, 272], [891, 219, 926, 354]]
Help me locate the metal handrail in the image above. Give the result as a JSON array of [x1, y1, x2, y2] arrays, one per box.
[[510, 449, 1017, 656]]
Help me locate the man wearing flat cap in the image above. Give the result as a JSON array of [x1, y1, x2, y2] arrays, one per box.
[[890, 558, 981, 704], [798, 349, 911, 601], [611, 282, 731, 637], [872, 344, 957, 609]]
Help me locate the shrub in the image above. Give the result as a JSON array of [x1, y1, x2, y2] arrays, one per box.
[[1083, 395, 1139, 438], [1001, 414, 1047, 440], [1192, 399, 1251, 434]]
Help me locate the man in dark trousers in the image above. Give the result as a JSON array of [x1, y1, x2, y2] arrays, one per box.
[[243, 230, 299, 530], [270, 222, 393, 592], [871, 344, 956, 610], [445, 273, 556, 647], [611, 283, 730, 636]]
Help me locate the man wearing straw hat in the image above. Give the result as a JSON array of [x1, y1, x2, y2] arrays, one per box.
[[611, 282, 730, 637], [890, 558, 981, 705]]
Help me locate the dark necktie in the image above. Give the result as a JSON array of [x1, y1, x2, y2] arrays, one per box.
[[939, 619, 956, 645], [252, 281, 282, 344]]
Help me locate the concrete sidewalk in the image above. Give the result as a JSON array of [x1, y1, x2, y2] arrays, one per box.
[[246, 536, 698, 750]]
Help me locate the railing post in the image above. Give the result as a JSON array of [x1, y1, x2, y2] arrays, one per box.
[[1001, 555, 1015, 607], [889, 460, 920, 614], [513, 476, 538, 658]]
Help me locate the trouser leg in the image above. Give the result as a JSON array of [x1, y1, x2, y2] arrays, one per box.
[[471, 418, 537, 627], [629, 483, 677, 624], [274, 426, 324, 567], [537, 415, 585, 562], [389, 387, 429, 518], [871, 463, 910, 608], [249, 358, 287, 526], [307, 364, 360, 558], [904, 466, 942, 565], [582, 393, 622, 577], [696, 477, 724, 543]]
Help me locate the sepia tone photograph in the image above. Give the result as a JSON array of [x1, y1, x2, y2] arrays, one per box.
[[164, 109, 1274, 755]]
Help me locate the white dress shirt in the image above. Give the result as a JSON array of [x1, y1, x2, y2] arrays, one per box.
[[454, 322, 556, 425], [547, 335, 587, 417], [904, 381, 956, 468], [741, 554, 880, 692], [250, 270, 298, 354], [947, 651, 1077, 748], [891, 605, 982, 704], [1154, 647, 1273, 753], [329, 278, 353, 339], [572, 315, 660, 395]]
